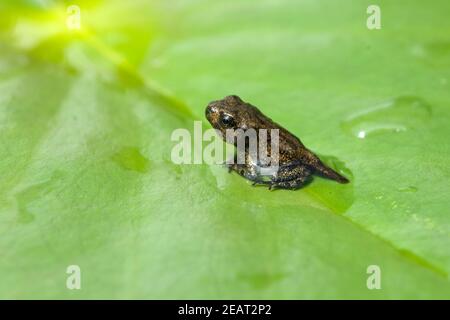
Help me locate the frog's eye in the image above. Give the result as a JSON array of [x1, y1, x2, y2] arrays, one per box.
[[220, 114, 235, 128]]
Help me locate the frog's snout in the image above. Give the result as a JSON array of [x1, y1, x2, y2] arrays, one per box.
[[205, 101, 218, 122], [205, 104, 213, 117]]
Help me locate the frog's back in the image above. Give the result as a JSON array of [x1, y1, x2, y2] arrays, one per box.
[[251, 105, 348, 183]]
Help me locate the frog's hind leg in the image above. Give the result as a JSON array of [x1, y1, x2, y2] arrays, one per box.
[[268, 175, 311, 190], [268, 164, 312, 190]]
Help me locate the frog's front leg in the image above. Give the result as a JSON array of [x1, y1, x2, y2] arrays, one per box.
[[227, 162, 246, 175], [227, 153, 282, 187], [225, 152, 256, 178], [228, 162, 271, 185]]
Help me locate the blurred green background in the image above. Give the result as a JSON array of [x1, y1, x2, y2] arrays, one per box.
[[0, 0, 449, 299]]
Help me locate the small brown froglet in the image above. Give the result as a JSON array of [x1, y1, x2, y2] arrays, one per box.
[[205, 95, 349, 190]]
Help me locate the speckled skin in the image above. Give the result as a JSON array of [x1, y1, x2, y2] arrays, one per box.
[[205, 95, 349, 190]]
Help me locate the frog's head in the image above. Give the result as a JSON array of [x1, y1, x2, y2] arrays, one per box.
[[205, 95, 263, 138]]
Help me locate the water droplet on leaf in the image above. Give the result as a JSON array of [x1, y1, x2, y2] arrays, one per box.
[[341, 96, 432, 139]]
